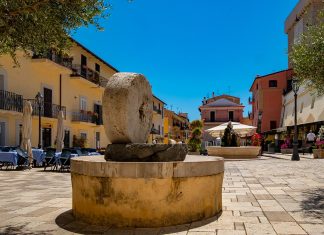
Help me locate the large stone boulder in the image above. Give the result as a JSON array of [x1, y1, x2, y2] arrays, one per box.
[[103, 73, 152, 144], [105, 144, 188, 162]]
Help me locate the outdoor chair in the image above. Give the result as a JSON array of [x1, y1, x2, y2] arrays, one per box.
[[59, 150, 71, 172], [16, 148, 29, 166], [43, 149, 56, 171]]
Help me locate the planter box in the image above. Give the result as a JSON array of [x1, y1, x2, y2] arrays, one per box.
[[206, 146, 261, 159], [281, 148, 293, 154], [313, 149, 324, 159]]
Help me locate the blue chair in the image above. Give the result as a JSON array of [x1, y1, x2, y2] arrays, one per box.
[[43, 149, 56, 171], [59, 150, 71, 171]]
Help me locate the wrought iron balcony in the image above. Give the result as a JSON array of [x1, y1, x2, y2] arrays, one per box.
[[0, 90, 23, 113], [72, 111, 103, 125], [71, 65, 108, 87], [30, 100, 66, 119], [32, 51, 73, 69], [153, 106, 162, 114]]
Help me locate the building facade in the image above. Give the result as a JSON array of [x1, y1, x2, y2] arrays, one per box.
[[199, 94, 244, 143], [0, 40, 118, 148], [249, 69, 294, 133], [148, 95, 165, 143], [163, 109, 190, 143], [281, 0, 324, 137], [285, 0, 324, 66]]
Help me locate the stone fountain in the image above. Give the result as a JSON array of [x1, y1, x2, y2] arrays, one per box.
[[70, 73, 224, 227]]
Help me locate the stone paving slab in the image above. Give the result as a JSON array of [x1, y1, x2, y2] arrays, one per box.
[[0, 154, 323, 234]]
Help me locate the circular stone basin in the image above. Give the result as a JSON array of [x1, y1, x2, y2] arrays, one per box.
[[71, 155, 224, 228], [207, 146, 261, 159]]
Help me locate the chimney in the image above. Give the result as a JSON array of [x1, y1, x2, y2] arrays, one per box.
[[212, 91, 215, 98]]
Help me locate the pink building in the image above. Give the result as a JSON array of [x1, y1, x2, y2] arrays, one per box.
[[199, 94, 244, 143]]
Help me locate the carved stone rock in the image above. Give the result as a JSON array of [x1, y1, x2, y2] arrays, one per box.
[[103, 73, 152, 144]]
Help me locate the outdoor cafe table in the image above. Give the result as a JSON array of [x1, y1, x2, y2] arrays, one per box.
[[0, 152, 18, 166]]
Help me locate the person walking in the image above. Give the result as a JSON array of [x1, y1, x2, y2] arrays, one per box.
[[306, 130, 316, 144]]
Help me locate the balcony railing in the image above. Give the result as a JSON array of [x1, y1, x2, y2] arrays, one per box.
[[153, 106, 162, 114], [30, 100, 66, 119], [71, 64, 108, 87], [0, 90, 23, 113], [32, 51, 73, 69], [72, 111, 103, 125]]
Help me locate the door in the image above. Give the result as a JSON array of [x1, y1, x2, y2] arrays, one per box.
[[43, 88, 52, 117], [81, 54, 87, 77], [93, 104, 103, 125], [210, 111, 215, 122], [0, 122, 6, 146], [229, 111, 234, 121], [42, 128, 52, 148], [95, 132, 100, 149], [64, 130, 70, 148]]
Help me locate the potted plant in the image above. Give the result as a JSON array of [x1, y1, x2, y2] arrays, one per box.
[[313, 126, 324, 159]]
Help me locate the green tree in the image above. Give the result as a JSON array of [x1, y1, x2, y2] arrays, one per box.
[[188, 120, 202, 152], [290, 12, 324, 95], [0, 0, 109, 63]]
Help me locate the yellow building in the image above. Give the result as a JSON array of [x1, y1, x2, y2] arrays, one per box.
[[0, 39, 117, 149], [163, 109, 190, 143], [148, 95, 165, 143]]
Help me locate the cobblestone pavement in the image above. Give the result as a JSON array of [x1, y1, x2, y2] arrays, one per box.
[[0, 154, 323, 235]]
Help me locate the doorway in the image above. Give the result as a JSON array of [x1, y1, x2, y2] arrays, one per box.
[[0, 122, 6, 146], [210, 111, 215, 122], [64, 130, 70, 148], [42, 128, 52, 148], [229, 111, 234, 121], [93, 104, 103, 125], [81, 54, 87, 77], [95, 132, 100, 149], [43, 88, 53, 118]]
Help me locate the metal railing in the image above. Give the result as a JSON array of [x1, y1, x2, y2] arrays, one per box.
[[0, 90, 23, 113], [72, 111, 103, 125], [71, 64, 108, 87], [153, 106, 162, 114], [32, 51, 73, 69], [204, 118, 240, 123], [30, 100, 66, 119]]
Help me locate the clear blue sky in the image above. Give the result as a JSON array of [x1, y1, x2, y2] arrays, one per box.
[[74, 0, 299, 120]]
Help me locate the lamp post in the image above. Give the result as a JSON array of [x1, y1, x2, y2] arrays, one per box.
[[291, 78, 300, 161], [35, 92, 43, 149]]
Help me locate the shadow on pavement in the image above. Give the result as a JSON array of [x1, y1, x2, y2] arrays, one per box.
[[300, 188, 324, 220], [55, 209, 221, 234], [0, 224, 53, 235]]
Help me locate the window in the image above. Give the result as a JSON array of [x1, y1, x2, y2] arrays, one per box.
[[210, 111, 215, 122], [269, 80, 277, 88], [0, 74, 5, 90], [229, 111, 234, 121], [158, 125, 161, 135], [270, 121, 277, 130], [256, 83, 258, 90], [80, 132, 87, 140], [95, 63, 100, 73], [80, 97, 87, 111], [311, 96, 316, 109]]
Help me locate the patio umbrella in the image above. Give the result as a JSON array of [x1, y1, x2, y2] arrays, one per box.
[[56, 110, 65, 152], [20, 100, 33, 166], [207, 122, 257, 138]]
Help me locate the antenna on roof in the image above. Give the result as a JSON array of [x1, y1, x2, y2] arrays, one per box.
[[228, 86, 231, 95], [170, 105, 173, 111]]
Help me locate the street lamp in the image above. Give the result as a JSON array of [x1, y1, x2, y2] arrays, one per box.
[[291, 78, 300, 161], [35, 92, 43, 149]]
